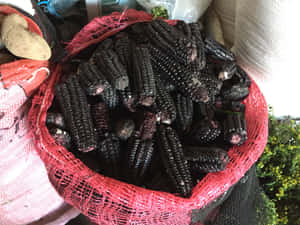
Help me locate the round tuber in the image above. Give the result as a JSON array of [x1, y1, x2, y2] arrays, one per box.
[[1, 13, 51, 60]]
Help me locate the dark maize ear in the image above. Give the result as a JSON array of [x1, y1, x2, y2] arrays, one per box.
[[194, 102, 215, 121], [155, 80, 176, 125], [94, 49, 129, 90], [216, 100, 246, 113], [200, 57, 218, 75], [189, 161, 228, 173], [185, 146, 229, 173], [190, 119, 221, 144], [55, 76, 97, 153], [136, 111, 157, 141], [187, 60, 202, 75], [117, 87, 137, 112], [204, 37, 235, 62], [127, 22, 149, 45], [126, 131, 141, 180], [174, 20, 192, 39], [146, 19, 194, 65], [114, 118, 135, 141], [139, 140, 155, 181], [175, 21, 199, 67], [163, 79, 177, 93], [49, 127, 71, 149], [174, 92, 194, 133], [234, 65, 252, 87], [156, 125, 193, 198], [154, 73, 176, 93], [221, 83, 249, 101], [185, 146, 229, 163], [46, 112, 65, 129], [77, 62, 111, 96], [126, 135, 154, 185], [128, 22, 148, 35], [223, 113, 247, 146], [97, 133, 122, 179], [100, 85, 120, 109], [218, 61, 237, 81], [131, 46, 156, 107], [150, 46, 209, 103], [95, 38, 113, 51], [91, 102, 111, 140], [114, 34, 132, 67], [189, 22, 206, 69], [195, 73, 223, 103], [230, 101, 246, 113]]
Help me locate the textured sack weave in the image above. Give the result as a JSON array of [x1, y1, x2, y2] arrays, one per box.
[[234, 0, 300, 117], [29, 9, 269, 225], [0, 5, 79, 225]]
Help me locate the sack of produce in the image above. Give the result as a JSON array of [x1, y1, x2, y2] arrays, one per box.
[[0, 4, 79, 225], [29, 9, 268, 225]]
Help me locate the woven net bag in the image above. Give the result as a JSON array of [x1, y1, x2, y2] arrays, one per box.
[[28, 9, 269, 225]]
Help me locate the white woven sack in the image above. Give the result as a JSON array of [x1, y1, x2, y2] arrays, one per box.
[[0, 1, 80, 224], [234, 0, 300, 117], [0, 82, 79, 225]]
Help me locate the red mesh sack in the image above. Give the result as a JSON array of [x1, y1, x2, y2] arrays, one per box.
[[28, 10, 269, 225]]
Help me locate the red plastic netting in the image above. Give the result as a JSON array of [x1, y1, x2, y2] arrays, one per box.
[[28, 10, 269, 225]]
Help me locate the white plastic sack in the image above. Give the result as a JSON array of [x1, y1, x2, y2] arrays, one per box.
[[234, 0, 300, 117], [137, 0, 212, 23], [0, 83, 80, 225], [0, 2, 80, 224]]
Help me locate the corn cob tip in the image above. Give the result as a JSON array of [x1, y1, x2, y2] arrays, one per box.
[[114, 119, 135, 141], [115, 76, 129, 91], [49, 127, 71, 149], [46, 112, 65, 129], [140, 96, 155, 107], [78, 144, 97, 153], [218, 62, 237, 81], [228, 132, 247, 146], [218, 71, 230, 81], [156, 112, 172, 125]]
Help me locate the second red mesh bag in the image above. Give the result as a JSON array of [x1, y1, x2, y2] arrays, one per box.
[[28, 9, 269, 225]]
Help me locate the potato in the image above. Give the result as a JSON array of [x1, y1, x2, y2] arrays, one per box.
[[1, 13, 51, 60]]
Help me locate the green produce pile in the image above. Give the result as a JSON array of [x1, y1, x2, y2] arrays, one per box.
[[256, 107, 300, 225], [151, 6, 169, 19]]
